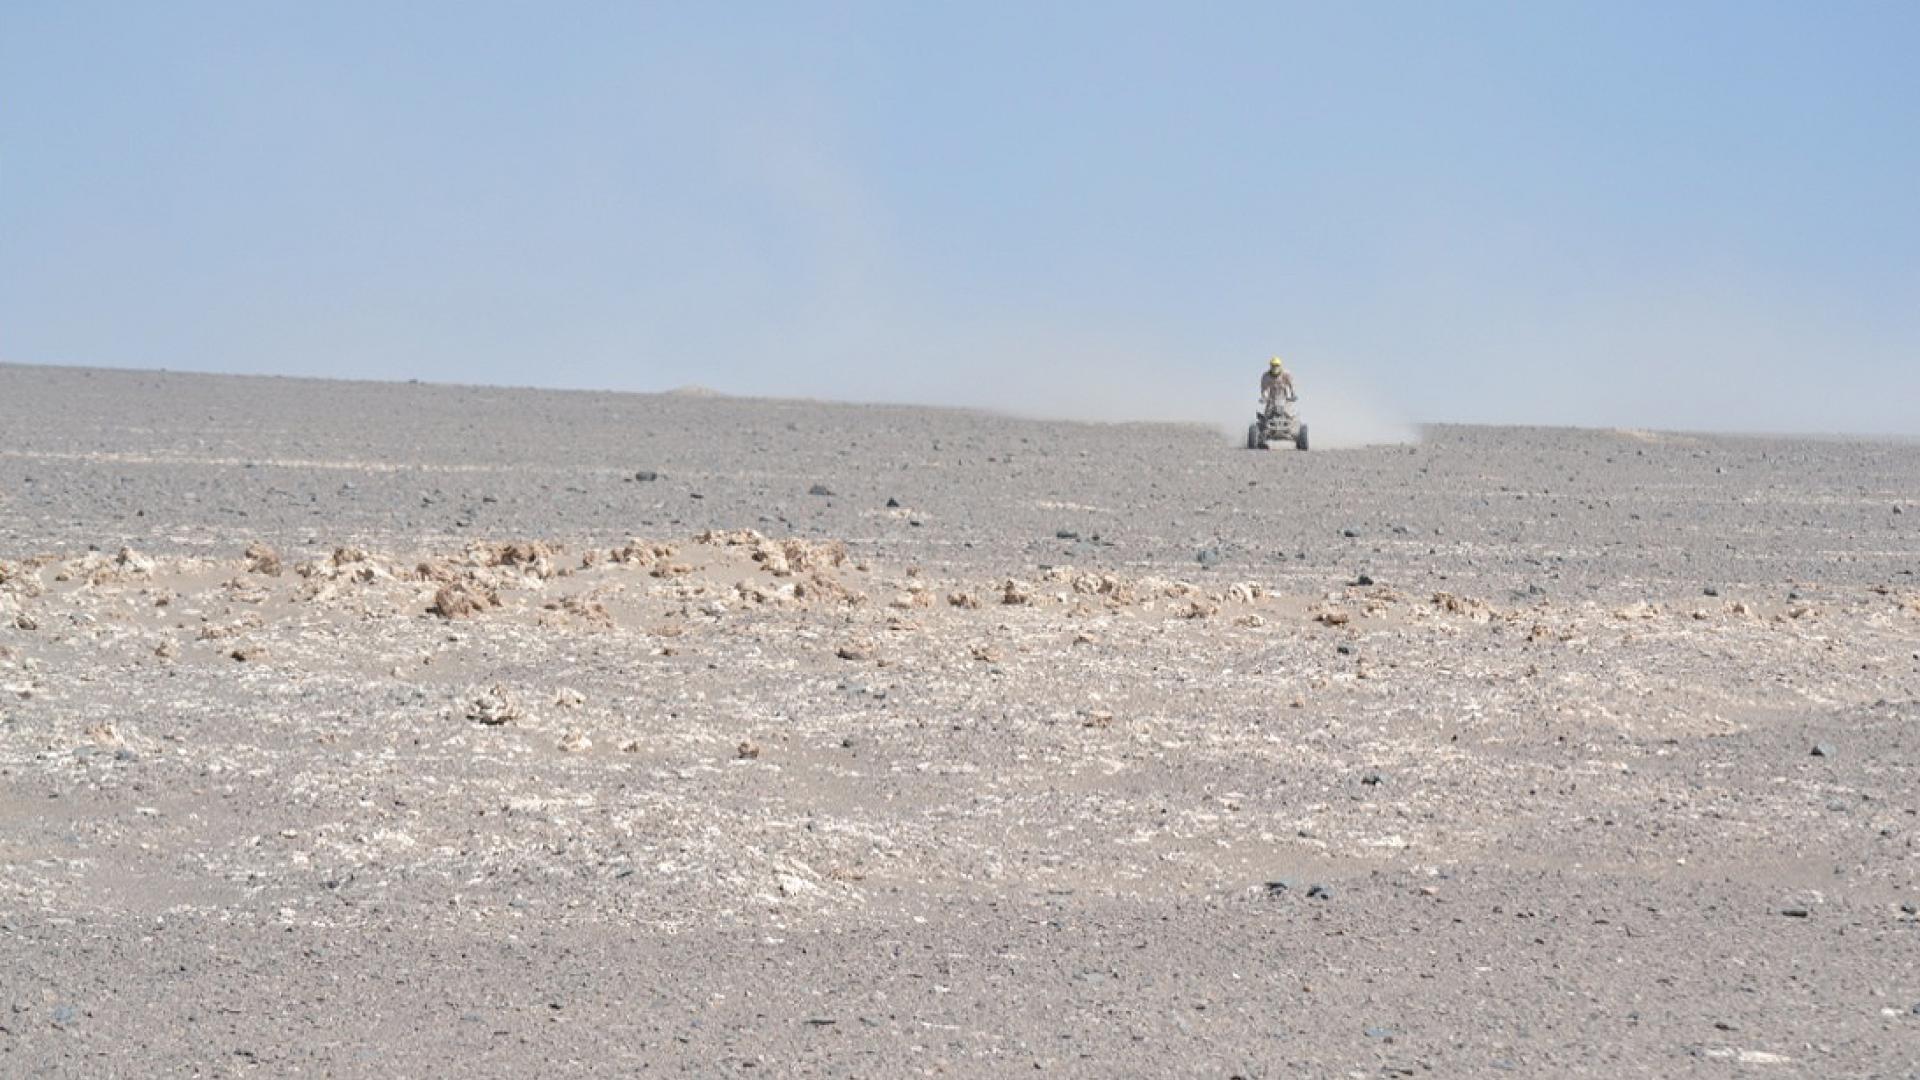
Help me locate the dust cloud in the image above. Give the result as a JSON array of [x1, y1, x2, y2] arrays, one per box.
[[1250, 373, 1422, 449], [931, 352, 1420, 450]]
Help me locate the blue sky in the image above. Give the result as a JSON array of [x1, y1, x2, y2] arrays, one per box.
[[3, 2, 1916, 433]]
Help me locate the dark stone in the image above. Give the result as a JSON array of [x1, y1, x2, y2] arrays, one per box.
[[1306, 884, 1332, 900], [1703, 585, 1719, 597], [1810, 743, 1834, 758], [885, 497, 900, 508], [1056, 530, 1079, 540], [808, 484, 835, 497], [633, 470, 660, 482], [1780, 907, 1811, 918], [1361, 772, 1383, 786], [1263, 880, 1291, 894], [1341, 529, 1359, 538], [1354, 573, 1375, 586]]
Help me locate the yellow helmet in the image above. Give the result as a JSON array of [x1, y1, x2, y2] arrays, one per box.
[[1269, 356, 1285, 371]]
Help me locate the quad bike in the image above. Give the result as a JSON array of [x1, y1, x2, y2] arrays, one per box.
[[1246, 396, 1309, 451]]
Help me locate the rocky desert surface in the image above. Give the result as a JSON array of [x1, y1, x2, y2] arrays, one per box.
[[2, 362, 1917, 1077]]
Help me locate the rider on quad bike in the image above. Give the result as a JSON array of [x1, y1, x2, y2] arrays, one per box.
[[1248, 356, 1308, 451], [1260, 357, 1295, 413]]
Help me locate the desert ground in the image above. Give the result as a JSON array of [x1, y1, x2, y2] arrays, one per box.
[[1, 362, 1916, 1077]]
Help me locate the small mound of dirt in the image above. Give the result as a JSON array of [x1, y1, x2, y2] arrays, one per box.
[[467, 541, 562, 579], [244, 542, 283, 576], [430, 581, 500, 619], [782, 539, 848, 574], [611, 539, 676, 566]]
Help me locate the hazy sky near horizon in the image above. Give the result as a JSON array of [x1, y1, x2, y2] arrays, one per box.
[[3, 2, 1916, 434]]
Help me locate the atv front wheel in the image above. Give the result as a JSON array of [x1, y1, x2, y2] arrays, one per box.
[[1246, 423, 1266, 450], [1294, 424, 1309, 452]]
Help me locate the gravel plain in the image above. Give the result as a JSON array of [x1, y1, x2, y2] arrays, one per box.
[[2, 362, 1918, 1077]]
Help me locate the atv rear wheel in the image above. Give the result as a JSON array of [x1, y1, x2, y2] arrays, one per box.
[[1246, 423, 1265, 450]]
